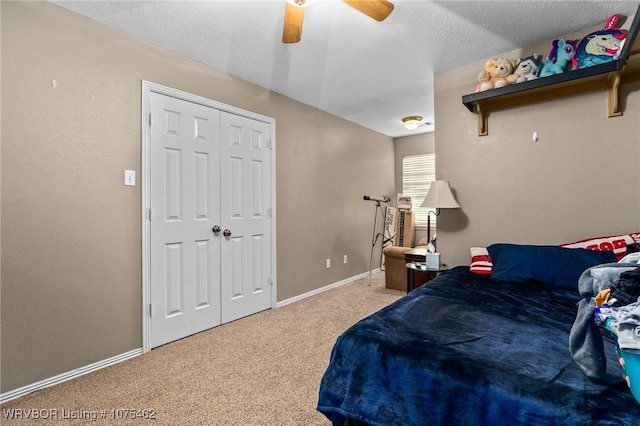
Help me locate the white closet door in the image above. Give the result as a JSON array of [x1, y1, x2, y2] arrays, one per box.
[[149, 93, 221, 348], [219, 111, 272, 323]]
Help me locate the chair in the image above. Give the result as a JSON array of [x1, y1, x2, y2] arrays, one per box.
[[382, 238, 427, 291]]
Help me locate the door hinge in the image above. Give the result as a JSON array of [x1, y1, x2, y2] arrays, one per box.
[[148, 208, 152, 222], [149, 303, 152, 316], [148, 113, 152, 126], [267, 139, 272, 150], [268, 277, 273, 286], [267, 208, 272, 217]]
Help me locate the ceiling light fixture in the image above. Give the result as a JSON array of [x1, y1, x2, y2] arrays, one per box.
[[402, 116, 422, 130], [286, 0, 314, 7]]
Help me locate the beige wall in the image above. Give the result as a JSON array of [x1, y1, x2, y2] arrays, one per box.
[[434, 24, 640, 268], [1, 2, 394, 393]]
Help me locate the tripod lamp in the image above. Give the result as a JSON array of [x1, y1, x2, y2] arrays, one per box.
[[420, 180, 461, 257]]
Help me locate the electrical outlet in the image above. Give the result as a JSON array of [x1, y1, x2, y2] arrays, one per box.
[[124, 169, 136, 186], [326, 259, 331, 269], [344, 255, 348, 264]]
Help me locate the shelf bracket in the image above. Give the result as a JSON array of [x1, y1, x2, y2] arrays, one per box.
[[476, 101, 488, 136], [607, 69, 623, 117]]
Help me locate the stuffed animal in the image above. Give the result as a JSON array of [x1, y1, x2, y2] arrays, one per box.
[[507, 54, 543, 84], [475, 58, 517, 92], [539, 39, 578, 77], [573, 15, 626, 69]]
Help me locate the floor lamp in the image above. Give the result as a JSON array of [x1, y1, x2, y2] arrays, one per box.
[[420, 180, 461, 254]]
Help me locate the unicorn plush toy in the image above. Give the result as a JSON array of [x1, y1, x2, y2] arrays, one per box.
[[573, 15, 626, 69], [539, 38, 578, 77]]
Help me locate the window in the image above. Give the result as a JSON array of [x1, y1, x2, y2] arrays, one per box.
[[402, 153, 436, 231]]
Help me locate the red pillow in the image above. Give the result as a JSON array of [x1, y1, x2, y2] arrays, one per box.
[[470, 247, 492, 275], [561, 233, 640, 261]]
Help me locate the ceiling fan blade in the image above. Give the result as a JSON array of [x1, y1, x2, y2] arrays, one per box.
[[343, 0, 394, 21], [282, 2, 304, 44]]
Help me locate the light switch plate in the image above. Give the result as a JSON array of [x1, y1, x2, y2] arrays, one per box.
[[124, 170, 136, 186]]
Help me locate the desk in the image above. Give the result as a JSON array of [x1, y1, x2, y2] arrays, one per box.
[[403, 247, 427, 264]]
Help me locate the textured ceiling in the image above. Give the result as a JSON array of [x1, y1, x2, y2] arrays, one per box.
[[50, 0, 639, 138]]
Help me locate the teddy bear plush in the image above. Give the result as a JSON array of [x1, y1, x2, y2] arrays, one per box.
[[507, 54, 543, 84], [475, 58, 517, 92]]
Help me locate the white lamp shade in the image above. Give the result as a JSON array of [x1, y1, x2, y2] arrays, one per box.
[[420, 180, 461, 209]]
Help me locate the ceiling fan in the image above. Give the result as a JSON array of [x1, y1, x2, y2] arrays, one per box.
[[282, 0, 394, 44]]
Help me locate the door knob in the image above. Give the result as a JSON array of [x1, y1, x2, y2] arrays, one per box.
[[212, 225, 221, 233], [223, 229, 232, 237]]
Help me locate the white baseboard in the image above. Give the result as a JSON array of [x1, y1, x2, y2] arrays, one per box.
[[0, 348, 143, 404], [276, 268, 381, 308], [1, 269, 382, 404]]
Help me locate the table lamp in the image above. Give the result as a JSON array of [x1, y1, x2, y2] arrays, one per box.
[[420, 180, 461, 268]]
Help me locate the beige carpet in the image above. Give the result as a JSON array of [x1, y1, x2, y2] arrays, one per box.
[[1, 272, 402, 425]]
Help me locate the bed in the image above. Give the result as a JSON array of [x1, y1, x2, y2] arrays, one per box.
[[317, 242, 640, 426]]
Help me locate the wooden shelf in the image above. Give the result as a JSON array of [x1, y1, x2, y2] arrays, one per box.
[[462, 5, 640, 136]]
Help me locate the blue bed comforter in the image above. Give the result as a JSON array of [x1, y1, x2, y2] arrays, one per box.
[[317, 266, 640, 425]]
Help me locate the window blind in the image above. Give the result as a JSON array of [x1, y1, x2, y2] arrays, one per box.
[[402, 153, 436, 230]]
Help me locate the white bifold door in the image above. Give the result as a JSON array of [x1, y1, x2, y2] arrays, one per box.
[[149, 92, 272, 349]]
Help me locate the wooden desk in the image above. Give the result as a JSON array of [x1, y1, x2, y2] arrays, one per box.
[[403, 247, 427, 264]]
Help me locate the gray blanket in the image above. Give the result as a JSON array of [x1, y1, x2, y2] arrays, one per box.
[[569, 262, 638, 381]]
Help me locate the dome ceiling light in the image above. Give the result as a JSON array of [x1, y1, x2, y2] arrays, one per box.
[[402, 116, 422, 130]]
